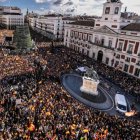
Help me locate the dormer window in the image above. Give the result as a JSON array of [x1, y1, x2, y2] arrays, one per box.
[[114, 7, 119, 14], [105, 7, 110, 14]]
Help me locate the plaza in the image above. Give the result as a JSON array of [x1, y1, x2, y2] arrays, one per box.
[[0, 0, 140, 139]]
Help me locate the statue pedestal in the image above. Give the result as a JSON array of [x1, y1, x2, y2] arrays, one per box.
[[80, 77, 99, 96]]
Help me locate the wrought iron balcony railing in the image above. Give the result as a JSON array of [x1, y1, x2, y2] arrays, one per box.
[[88, 41, 114, 50], [127, 50, 132, 54], [117, 48, 122, 51]]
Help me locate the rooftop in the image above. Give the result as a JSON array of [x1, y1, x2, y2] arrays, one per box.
[[62, 17, 77, 21], [69, 20, 95, 27], [107, 0, 121, 3], [62, 16, 98, 21], [121, 23, 140, 32], [0, 6, 20, 10], [2, 12, 22, 15], [43, 14, 63, 17]]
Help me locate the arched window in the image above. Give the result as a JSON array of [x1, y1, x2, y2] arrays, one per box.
[[114, 7, 119, 14]]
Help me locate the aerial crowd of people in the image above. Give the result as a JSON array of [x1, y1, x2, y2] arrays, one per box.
[[0, 30, 140, 139]]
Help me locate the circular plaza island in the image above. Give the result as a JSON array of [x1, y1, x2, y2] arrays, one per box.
[[61, 67, 114, 111]]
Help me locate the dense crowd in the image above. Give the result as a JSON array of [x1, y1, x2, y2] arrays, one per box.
[[0, 55, 34, 80], [0, 35, 140, 139]]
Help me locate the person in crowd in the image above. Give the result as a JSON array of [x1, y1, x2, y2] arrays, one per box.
[[0, 31, 140, 140]]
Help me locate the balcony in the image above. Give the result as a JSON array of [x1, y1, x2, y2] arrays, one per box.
[[136, 62, 140, 66], [127, 50, 132, 54], [117, 48, 122, 51], [88, 41, 114, 50], [125, 59, 130, 63], [116, 56, 120, 59]]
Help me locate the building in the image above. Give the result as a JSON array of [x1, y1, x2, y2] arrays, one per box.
[[0, 6, 24, 29], [25, 10, 38, 23], [115, 23, 140, 77], [29, 14, 78, 40], [28, 13, 100, 40], [95, 0, 134, 31], [64, 0, 140, 78]]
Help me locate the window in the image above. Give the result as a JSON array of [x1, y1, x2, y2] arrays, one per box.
[[95, 37, 98, 43], [66, 32, 68, 37], [127, 44, 133, 54], [96, 24, 100, 26], [101, 39, 104, 45], [131, 58, 136, 63], [83, 34, 87, 41], [114, 7, 119, 14], [106, 57, 109, 65], [108, 40, 112, 47], [117, 42, 123, 51], [125, 57, 130, 62], [105, 7, 110, 14], [112, 25, 117, 28], [137, 61, 140, 65], [119, 62, 124, 69], [88, 35, 92, 41], [121, 55, 125, 59], [92, 53, 95, 58], [116, 54, 120, 59], [115, 61, 119, 67], [134, 68, 140, 77], [78, 33, 81, 39], [105, 18, 108, 20], [131, 32, 137, 35], [124, 64, 129, 72], [87, 50, 89, 56]]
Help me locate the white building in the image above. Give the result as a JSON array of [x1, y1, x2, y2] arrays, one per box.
[[0, 6, 21, 14], [64, 0, 140, 78], [29, 15, 76, 40], [0, 6, 24, 28], [95, 0, 134, 31]]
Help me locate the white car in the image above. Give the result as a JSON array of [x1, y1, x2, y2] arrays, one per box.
[[115, 94, 127, 113]]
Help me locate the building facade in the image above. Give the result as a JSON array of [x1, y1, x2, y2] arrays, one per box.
[[0, 6, 24, 29], [64, 0, 140, 78], [29, 15, 75, 40]]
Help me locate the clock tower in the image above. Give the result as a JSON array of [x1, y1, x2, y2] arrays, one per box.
[[103, 0, 122, 20], [95, 0, 123, 31]]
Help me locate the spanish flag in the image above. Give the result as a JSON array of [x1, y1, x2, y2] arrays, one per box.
[[83, 129, 89, 133], [28, 123, 35, 132], [46, 111, 51, 116], [66, 131, 70, 135]]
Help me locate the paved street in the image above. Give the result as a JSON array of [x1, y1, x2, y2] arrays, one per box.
[[62, 72, 140, 119]]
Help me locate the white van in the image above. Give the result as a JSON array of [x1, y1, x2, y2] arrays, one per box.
[[115, 94, 127, 113]]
